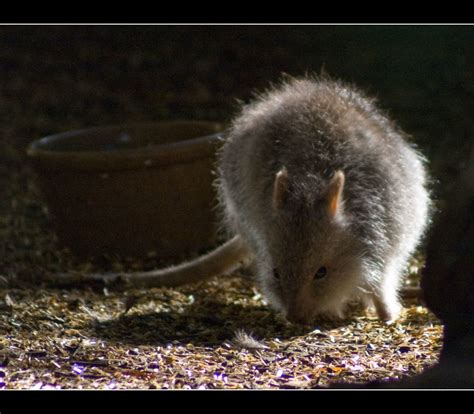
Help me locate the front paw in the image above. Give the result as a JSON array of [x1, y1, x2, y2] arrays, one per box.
[[372, 295, 402, 323]]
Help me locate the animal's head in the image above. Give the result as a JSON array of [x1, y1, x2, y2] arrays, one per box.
[[257, 168, 365, 324]]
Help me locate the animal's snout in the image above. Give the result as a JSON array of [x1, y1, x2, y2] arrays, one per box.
[[285, 305, 312, 325]]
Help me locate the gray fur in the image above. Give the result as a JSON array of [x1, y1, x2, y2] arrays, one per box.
[[216, 76, 431, 323], [51, 76, 431, 324]]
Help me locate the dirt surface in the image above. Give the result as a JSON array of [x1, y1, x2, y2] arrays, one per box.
[[1, 25, 472, 389], [0, 276, 441, 389]]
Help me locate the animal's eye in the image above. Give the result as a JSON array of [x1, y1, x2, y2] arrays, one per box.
[[273, 268, 280, 280], [314, 266, 327, 280]]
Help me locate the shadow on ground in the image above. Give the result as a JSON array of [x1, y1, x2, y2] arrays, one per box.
[[86, 296, 349, 347]]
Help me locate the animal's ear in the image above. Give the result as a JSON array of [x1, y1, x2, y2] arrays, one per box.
[[327, 170, 345, 218], [272, 167, 289, 209]]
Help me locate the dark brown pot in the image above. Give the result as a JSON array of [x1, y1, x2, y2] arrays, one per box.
[[27, 121, 225, 259]]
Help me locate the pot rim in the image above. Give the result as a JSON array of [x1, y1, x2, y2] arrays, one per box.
[[26, 121, 226, 172]]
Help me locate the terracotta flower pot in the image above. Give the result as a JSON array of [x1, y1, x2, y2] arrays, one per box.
[[27, 121, 225, 259]]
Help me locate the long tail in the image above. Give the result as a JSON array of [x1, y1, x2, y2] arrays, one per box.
[[47, 235, 249, 288]]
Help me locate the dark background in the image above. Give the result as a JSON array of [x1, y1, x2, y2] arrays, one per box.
[[1, 25, 473, 181]]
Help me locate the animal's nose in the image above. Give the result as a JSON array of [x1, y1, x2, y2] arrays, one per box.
[[285, 307, 311, 325]]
